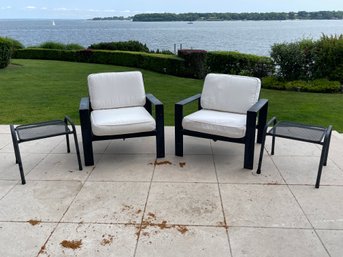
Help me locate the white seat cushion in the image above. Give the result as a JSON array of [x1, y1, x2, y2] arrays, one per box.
[[201, 73, 261, 114], [182, 109, 247, 138], [88, 71, 146, 110], [91, 107, 156, 136]]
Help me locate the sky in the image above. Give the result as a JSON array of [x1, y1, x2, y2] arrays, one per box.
[[1, 0, 343, 19]]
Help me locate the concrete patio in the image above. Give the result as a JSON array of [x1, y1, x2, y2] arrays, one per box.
[[0, 125, 343, 257]]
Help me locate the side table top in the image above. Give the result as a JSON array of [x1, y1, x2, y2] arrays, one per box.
[[15, 120, 70, 142], [268, 121, 328, 143]]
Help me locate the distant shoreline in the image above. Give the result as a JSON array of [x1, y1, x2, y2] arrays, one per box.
[[92, 11, 343, 22]]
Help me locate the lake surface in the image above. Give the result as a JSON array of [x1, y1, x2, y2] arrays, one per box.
[[1, 19, 343, 56]]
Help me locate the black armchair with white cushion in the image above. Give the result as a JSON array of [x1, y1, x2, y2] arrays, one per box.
[[175, 73, 268, 169], [80, 71, 165, 166]]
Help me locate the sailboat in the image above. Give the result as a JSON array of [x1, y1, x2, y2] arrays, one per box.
[[52, 20, 55, 26]]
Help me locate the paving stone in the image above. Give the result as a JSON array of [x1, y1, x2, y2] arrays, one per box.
[[0, 181, 82, 222], [40, 223, 137, 257], [0, 221, 57, 257], [153, 155, 217, 183], [145, 183, 223, 226], [229, 227, 329, 257], [317, 229, 343, 257], [62, 182, 149, 224], [136, 225, 231, 257], [290, 185, 343, 229], [220, 184, 311, 228], [88, 154, 155, 182]]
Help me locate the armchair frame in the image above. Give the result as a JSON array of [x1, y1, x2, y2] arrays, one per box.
[[80, 93, 165, 166], [175, 94, 268, 169]]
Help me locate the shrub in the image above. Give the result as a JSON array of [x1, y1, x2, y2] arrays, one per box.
[[262, 76, 341, 93], [89, 40, 150, 52], [313, 35, 343, 81], [270, 39, 315, 81], [207, 51, 274, 78], [65, 43, 84, 50], [178, 49, 207, 78], [261, 76, 286, 90], [5, 37, 24, 50], [34, 41, 84, 50], [271, 35, 343, 82], [0, 37, 13, 69]]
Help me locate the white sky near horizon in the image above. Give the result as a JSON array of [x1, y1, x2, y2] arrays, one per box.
[[0, 0, 343, 19]]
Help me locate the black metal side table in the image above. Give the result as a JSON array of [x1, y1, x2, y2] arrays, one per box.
[[10, 116, 82, 184], [257, 117, 332, 188]]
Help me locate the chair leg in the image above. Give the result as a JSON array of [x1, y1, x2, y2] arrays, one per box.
[[244, 142, 254, 170], [156, 128, 165, 158], [244, 133, 255, 170], [82, 140, 94, 166], [175, 128, 183, 156]]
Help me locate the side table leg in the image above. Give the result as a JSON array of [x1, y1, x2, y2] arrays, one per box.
[[323, 126, 332, 166], [10, 125, 26, 185], [257, 130, 267, 174], [315, 127, 332, 188], [73, 130, 83, 171], [66, 133, 70, 153]]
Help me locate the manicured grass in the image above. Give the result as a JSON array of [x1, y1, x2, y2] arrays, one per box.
[[1, 59, 343, 132]]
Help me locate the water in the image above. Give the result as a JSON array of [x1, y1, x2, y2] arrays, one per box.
[[1, 19, 343, 56]]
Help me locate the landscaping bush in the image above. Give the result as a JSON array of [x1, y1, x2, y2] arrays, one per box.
[[0, 37, 13, 69], [5, 37, 24, 50], [262, 76, 341, 93], [261, 76, 286, 90], [34, 41, 84, 50], [271, 40, 315, 81], [312, 35, 343, 81], [89, 40, 150, 52], [178, 49, 207, 79], [207, 51, 274, 78], [271, 35, 343, 82]]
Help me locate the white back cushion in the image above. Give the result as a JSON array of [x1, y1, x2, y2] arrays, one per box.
[[88, 71, 146, 110], [201, 73, 261, 114]]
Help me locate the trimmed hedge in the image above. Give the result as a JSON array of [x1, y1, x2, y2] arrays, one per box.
[[178, 49, 207, 79], [207, 51, 274, 78], [0, 37, 13, 69], [89, 40, 149, 52], [262, 76, 341, 93], [13, 48, 185, 76]]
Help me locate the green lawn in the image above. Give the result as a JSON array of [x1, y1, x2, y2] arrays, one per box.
[[1, 59, 343, 132]]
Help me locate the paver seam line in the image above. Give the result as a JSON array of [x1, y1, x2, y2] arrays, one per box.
[[286, 184, 332, 257], [34, 165, 96, 257], [132, 156, 157, 257], [210, 140, 233, 257], [0, 152, 49, 201], [271, 147, 332, 257]]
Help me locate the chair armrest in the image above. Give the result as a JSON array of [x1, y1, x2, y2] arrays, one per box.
[[175, 93, 201, 106], [146, 93, 163, 106], [247, 99, 269, 143], [175, 94, 201, 131], [247, 99, 268, 114], [79, 97, 91, 111], [145, 94, 164, 131], [79, 97, 92, 139]]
